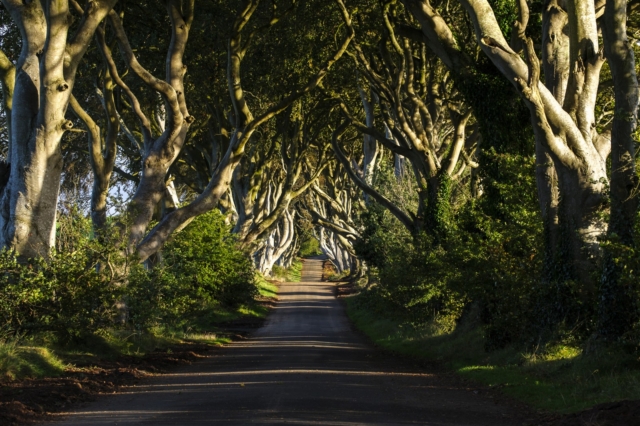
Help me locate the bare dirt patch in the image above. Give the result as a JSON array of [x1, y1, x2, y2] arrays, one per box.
[[335, 281, 358, 297]]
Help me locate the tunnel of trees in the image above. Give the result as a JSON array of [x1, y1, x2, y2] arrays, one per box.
[[0, 0, 639, 355]]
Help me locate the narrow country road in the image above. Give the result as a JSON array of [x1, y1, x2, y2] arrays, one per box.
[[45, 258, 526, 425]]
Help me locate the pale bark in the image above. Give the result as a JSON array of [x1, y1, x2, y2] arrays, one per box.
[[598, 0, 639, 337], [308, 159, 365, 278], [359, 86, 379, 193], [397, 0, 614, 284], [105, 2, 194, 250], [254, 209, 296, 276], [602, 0, 639, 245], [331, 121, 416, 232], [385, 123, 406, 179], [276, 232, 299, 270], [239, 125, 330, 248], [542, 1, 570, 105], [135, 0, 354, 262], [0, 49, 15, 188], [399, 0, 471, 72], [336, 9, 476, 238], [316, 227, 357, 275], [69, 66, 118, 232], [231, 140, 277, 240], [453, 0, 609, 286], [0, 0, 117, 257]]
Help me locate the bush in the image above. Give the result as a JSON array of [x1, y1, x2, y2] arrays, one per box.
[[354, 204, 466, 329], [163, 210, 257, 306], [353, 154, 559, 350], [127, 210, 257, 330], [0, 212, 125, 341], [0, 208, 258, 339], [298, 237, 322, 257]]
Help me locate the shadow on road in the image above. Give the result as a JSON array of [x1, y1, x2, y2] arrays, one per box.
[[45, 259, 526, 426]]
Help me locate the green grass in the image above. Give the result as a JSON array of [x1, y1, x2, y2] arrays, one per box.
[[256, 273, 280, 298], [0, 280, 279, 382], [0, 327, 235, 382], [285, 259, 303, 282], [270, 259, 303, 282], [193, 302, 272, 327], [0, 339, 66, 381], [345, 296, 640, 413]]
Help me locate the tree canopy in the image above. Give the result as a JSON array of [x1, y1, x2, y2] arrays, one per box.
[[0, 0, 639, 347]]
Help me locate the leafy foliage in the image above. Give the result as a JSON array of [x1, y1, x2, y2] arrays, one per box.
[[128, 210, 257, 330], [298, 237, 322, 257], [0, 213, 125, 342], [0, 209, 257, 340]]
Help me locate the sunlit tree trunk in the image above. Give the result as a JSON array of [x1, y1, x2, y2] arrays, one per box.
[[0, 0, 116, 257]]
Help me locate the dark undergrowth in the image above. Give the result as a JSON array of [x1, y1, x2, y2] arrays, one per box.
[[346, 294, 640, 414], [0, 276, 277, 383]]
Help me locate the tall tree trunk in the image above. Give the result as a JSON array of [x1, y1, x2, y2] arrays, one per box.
[[536, 145, 562, 281], [0, 2, 52, 258], [598, 0, 639, 338], [0, 0, 116, 257], [555, 164, 608, 287], [359, 86, 379, 200], [69, 68, 119, 233], [135, 0, 354, 262], [0, 49, 15, 160]]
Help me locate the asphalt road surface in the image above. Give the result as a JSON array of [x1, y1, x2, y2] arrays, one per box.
[[45, 258, 525, 425]]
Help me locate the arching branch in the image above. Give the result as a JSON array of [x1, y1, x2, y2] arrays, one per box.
[[331, 121, 415, 232]]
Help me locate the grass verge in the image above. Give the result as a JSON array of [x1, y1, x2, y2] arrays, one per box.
[[345, 295, 640, 414], [0, 278, 278, 382], [270, 258, 303, 282]]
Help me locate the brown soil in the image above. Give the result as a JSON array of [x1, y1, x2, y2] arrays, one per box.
[[335, 281, 359, 297]]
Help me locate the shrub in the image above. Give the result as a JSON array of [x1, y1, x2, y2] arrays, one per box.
[[0, 208, 258, 339], [163, 210, 257, 306], [126, 210, 258, 330], [0, 212, 125, 341], [354, 154, 561, 350], [298, 237, 322, 257]]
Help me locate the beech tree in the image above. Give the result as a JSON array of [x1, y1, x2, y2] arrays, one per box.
[[0, 0, 355, 263], [397, 0, 639, 335], [309, 160, 362, 276], [0, 0, 639, 352], [0, 0, 118, 257], [331, 5, 479, 239], [134, 0, 354, 262]]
